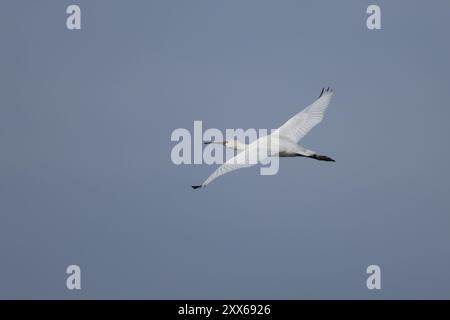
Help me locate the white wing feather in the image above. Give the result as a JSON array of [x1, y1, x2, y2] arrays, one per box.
[[194, 142, 268, 188], [274, 88, 334, 143]]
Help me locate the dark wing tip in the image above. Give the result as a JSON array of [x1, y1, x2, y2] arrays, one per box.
[[192, 185, 202, 190], [319, 87, 334, 98], [319, 88, 325, 98]]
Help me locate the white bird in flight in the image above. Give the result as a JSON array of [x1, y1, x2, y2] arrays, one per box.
[[192, 87, 336, 189]]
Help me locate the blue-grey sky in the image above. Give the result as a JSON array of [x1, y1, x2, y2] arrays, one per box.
[[1, 0, 450, 299]]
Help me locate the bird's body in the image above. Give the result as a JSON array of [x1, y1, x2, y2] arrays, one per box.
[[273, 136, 314, 157], [193, 88, 336, 189]]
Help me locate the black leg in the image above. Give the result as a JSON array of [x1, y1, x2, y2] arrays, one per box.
[[309, 154, 335, 162]]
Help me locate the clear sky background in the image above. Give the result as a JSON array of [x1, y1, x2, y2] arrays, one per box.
[[1, 0, 449, 299]]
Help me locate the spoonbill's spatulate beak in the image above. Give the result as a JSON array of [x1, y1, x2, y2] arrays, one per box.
[[204, 141, 225, 145]]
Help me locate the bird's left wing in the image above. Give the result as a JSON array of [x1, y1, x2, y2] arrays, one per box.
[[273, 87, 334, 143], [192, 143, 266, 189]]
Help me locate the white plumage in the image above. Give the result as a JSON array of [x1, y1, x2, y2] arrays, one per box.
[[193, 88, 336, 189]]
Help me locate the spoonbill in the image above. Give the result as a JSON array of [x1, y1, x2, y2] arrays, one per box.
[[192, 87, 336, 189]]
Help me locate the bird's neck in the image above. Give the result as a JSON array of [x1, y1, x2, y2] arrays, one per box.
[[230, 141, 247, 151]]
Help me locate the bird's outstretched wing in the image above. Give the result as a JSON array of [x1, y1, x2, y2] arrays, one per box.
[[274, 87, 334, 143], [192, 143, 267, 189]]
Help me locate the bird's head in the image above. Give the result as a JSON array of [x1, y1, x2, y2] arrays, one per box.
[[225, 139, 242, 149], [223, 140, 232, 147]]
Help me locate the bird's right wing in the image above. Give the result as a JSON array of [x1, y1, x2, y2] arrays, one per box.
[[273, 87, 334, 143], [192, 143, 266, 189]]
